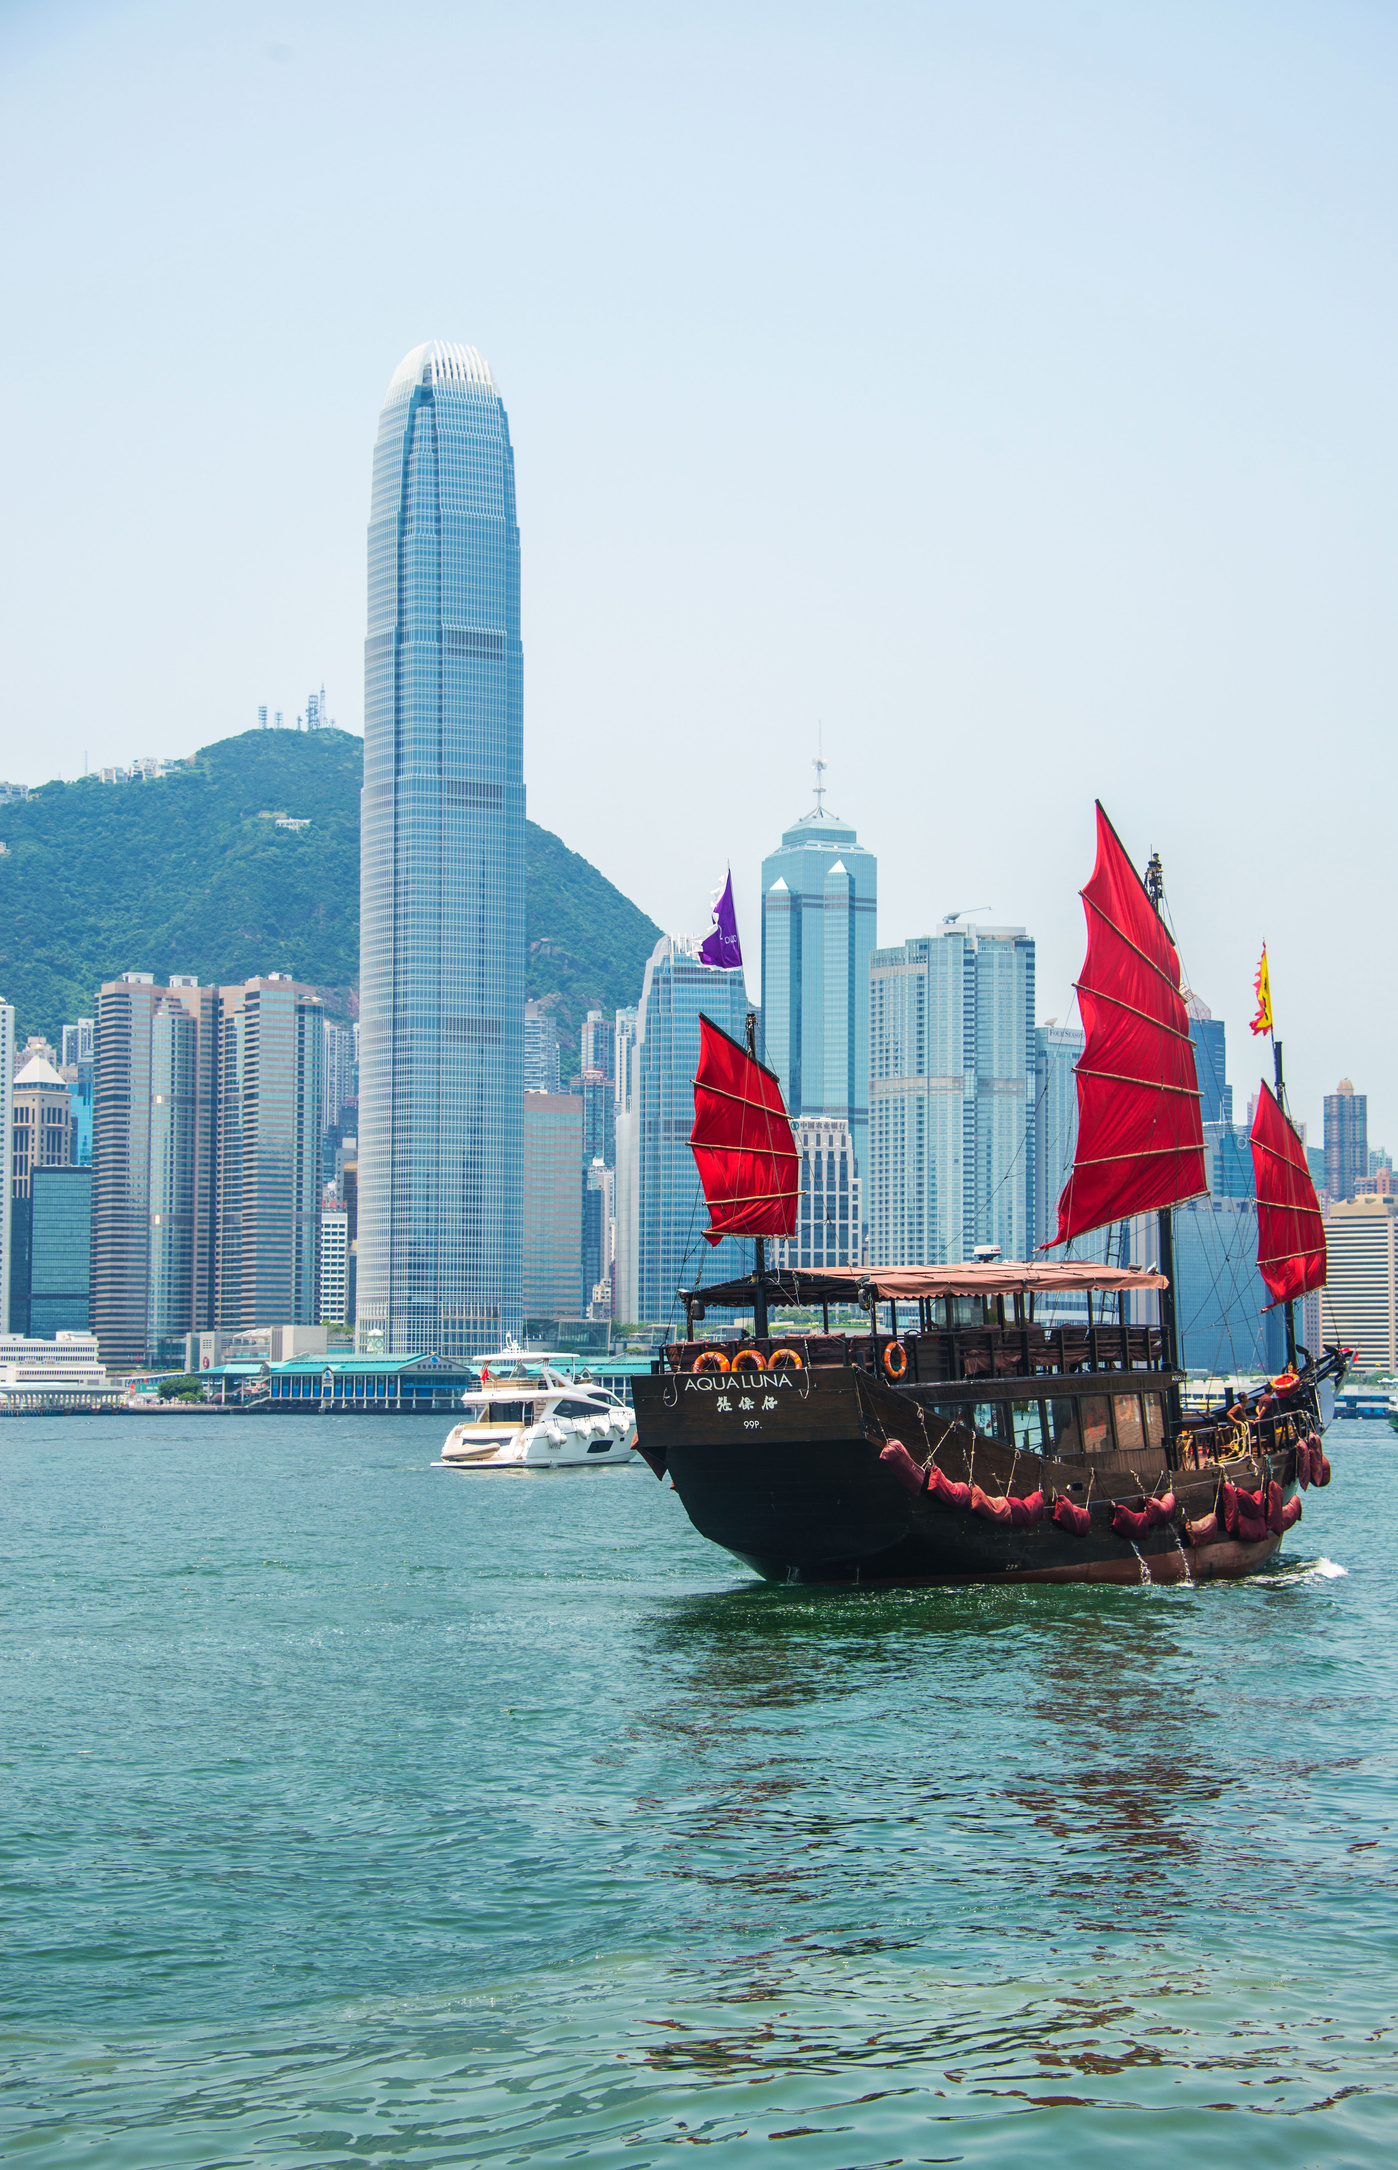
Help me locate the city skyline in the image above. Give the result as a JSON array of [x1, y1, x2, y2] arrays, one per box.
[[2, 4, 1394, 1147]]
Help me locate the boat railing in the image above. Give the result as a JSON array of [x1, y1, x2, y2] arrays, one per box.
[[658, 1322, 1165, 1383]]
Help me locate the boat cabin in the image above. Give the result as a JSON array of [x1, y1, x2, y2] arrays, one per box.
[[665, 1263, 1302, 1471]]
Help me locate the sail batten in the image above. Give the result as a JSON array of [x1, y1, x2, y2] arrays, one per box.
[[1049, 804, 1208, 1249], [690, 1014, 798, 1248], [1075, 982, 1201, 1042], [1249, 1081, 1325, 1306]]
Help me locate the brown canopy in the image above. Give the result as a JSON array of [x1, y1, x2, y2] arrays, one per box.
[[681, 1261, 1167, 1309]]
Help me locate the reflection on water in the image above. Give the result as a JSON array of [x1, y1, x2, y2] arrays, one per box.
[[0, 1418, 1394, 2165]]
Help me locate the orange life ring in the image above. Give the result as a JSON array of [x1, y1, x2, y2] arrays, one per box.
[[731, 1347, 766, 1373], [768, 1348, 804, 1369], [883, 1340, 908, 1381], [692, 1350, 730, 1374]]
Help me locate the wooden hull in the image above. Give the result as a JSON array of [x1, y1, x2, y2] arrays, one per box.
[[632, 1365, 1295, 1588]]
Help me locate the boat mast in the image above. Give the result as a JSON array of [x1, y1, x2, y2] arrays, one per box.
[[1144, 849, 1184, 1433], [746, 1009, 770, 1342], [1271, 1037, 1300, 1370]]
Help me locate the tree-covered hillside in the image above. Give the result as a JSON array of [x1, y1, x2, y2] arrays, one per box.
[[0, 730, 661, 1058]]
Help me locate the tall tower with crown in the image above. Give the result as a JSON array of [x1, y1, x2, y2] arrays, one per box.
[[357, 341, 524, 1358], [759, 750, 877, 1233]]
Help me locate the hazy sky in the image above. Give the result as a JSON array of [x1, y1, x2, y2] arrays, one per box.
[[2, 0, 1394, 1144]]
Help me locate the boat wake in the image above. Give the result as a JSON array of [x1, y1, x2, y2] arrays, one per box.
[[1255, 1554, 1348, 1586]]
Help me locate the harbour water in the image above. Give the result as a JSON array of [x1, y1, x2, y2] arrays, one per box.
[[2, 1414, 1394, 2164]]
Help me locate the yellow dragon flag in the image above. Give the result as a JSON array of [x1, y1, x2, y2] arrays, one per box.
[[1250, 945, 1273, 1038]]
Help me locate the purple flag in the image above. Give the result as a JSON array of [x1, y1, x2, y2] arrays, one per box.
[[700, 871, 743, 970]]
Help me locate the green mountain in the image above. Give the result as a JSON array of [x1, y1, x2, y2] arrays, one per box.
[[0, 729, 661, 1060]]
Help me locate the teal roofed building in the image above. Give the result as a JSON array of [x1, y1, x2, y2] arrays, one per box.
[[266, 1353, 478, 1411]]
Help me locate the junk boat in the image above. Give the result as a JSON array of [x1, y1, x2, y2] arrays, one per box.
[[438, 1354, 636, 1471], [632, 804, 1346, 1584]]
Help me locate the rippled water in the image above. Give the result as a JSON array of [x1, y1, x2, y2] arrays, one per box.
[[1, 1413, 1395, 2164]]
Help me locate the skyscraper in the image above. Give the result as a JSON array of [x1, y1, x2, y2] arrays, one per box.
[[214, 977, 323, 1331], [90, 974, 217, 1368], [522, 1093, 584, 1317], [1324, 1080, 1368, 1203], [27, 1167, 91, 1336], [322, 1020, 355, 1137], [0, 997, 13, 1328], [868, 922, 1035, 1266], [613, 938, 752, 1325], [760, 782, 876, 1219], [774, 1119, 862, 1273], [1032, 1023, 1111, 1320], [579, 1008, 616, 1170], [358, 341, 525, 1358], [1185, 991, 1232, 1126], [319, 1204, 349, 1327], [524, 1001, 562, 1093]]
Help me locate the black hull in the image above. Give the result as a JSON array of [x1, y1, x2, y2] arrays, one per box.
[[633, 1366, 1298, 1588]]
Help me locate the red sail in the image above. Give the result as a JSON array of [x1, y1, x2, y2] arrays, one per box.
[[1249, 1081, 1326, 1305], [1051, 804, 1207, 1247], [690, 1014, 798, 1247]]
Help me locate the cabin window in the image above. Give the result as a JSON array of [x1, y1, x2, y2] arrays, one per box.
[[489, 1402, 526, 1424], [1049, 1396, 1111, 1455], [1112, 1394, 1146, 1453], [1049, 1398, 1081, 1454], [1010, 1399, 1046, 1454], [556, 1397, 601, 1416], [1079, 1397, 1111, 1453], [1142, 1397, 1165, 1450]]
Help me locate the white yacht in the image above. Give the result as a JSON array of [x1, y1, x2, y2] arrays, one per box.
[[436, 1355, 637, 1471]]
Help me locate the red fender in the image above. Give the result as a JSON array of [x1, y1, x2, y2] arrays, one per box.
[[1142, 1492, 1176, 1529], [1111, 1502, 1153, 1542], [926, 1464, 973, 1511], [1052, 1496, 1092, 1536], [878, 1439, 927, 1497], [1280, 1495, 1303, 1530], [1266, 1480, 1285, 1535], [970, 1483, 1013, 1524], [1318, 1454, 1332, 1487], [1185, 1511, 1219, 1545]]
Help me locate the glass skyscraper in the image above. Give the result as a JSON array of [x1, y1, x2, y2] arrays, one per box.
[[868, 923, 1035, 1266], [1185, 991, 1231, 1126], [612, 938, 752, 1325], [358, 342, 525, 1357], [760, 800, 876, 1223]]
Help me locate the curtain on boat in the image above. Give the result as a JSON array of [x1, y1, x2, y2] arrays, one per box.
[[1050, 803, 1208, 1248], [690, 1014, 799, 1246], [1249, 1080, 1326, 1305]]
